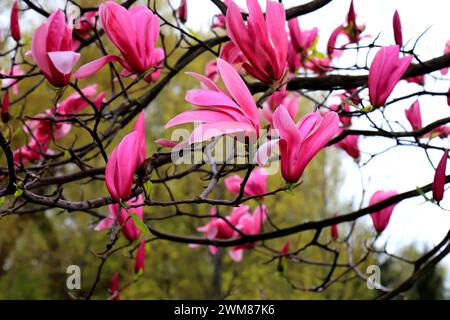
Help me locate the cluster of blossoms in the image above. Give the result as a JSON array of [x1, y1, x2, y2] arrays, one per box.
[[2, 0, 448, 299]]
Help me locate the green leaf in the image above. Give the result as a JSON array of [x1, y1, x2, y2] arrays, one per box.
[[143, 180, 153, 196], [361, 105, 373, 113], [129, 211, 151, 236], [277, 257, 287, 275], [416, 186, 431, 202], [135, 268, 144, 279], [0, 197, 4, 206], [14, 182, 24, 197]]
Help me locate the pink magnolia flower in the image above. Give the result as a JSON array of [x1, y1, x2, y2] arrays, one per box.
[[109, 272, 120, 300], [143, 48, 164, 83], [204, 59, 218, 83], [1, 90, 10, 122], [280, 241, 290, 256], [440, 40, 450, 75], [329, 103, 352, 128], [304, 56, 331, 75], [74, 1, 162, 80], [327, 1, 368, 58], [405, 100, 422, 131], [105, 113, 146, 202], [1, 65, 24, 95], [204, 42, 245, 83], [288, 18, 318, 57], [287, 42, 302, 73], [31, 10, 80, 87], [342, 0, 365, 44], [267, 106, 340, 183], [212, 0, 233, 29], [393, 10, 402, 47], [432, 149, 448, 202], [10, 0, 21, 42], [331, 214, 339, 240], [71, 11, 97, 51], [177, 0, 188, 23], [368, 45, 412, 107], [262, 88, 299, 125], [405, 74, 425, 86], [335, 134, 360, 159], [224, 167, 268, 197], [219, 41, 246, 71], [194, 205, 267, 262], [95, 195, 144, 242], [165, 58, 260, 145], [194, 206, 249, 255], [327, 25, 343, 58], [229, 205, 267, 261], [57, 84, 104, 115], [135, 240, 146, 274], [426, 125, 450, 139], [369, 190, 399, 233], [226, 0, 288, 84]]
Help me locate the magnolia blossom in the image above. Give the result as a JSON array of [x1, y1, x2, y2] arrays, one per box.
[[425, 125, 450, 139], [224, 167, 268, 198], [329, 103, 352, 128], [262, 88, 299, 125], [432, 149, 448, 202], [280, 241, 290, 256], [226, 0, 288, 84], [260, 106, 339, 183], [1, 90, 10, 123], [177, 0, 188, 23], [109, 272, 120, 300], [287, 18, 318, 68], [72, 11, 97, 51], [331, 214, 339, 240], [193, 205, 267, 262], [10, 0, 21, 42], [1, 65, 24, 95], [393, 10, 403, 47], [440, 40, 450, 75], [212, 0, 233, 29], [304, 57, 331, 75], [368, 45, 412, 107], [105, 112, 146, 201], [327, 0, 367, 58], [369, 190, 399, 233], [135, 240, 146, 274], [405, 74, 425, 86], [31, 10, 80, 87], [95, 195, 144, 242], [405, 100, 422, 131], [335, 135, 360, 159], [74, 1, 163, 80], [165, 58, 260, 145]]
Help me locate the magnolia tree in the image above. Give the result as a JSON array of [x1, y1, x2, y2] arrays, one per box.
[[0, 0, 449, 300]]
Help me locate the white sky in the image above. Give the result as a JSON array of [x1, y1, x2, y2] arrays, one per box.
[[186, 0, 450, 281]]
